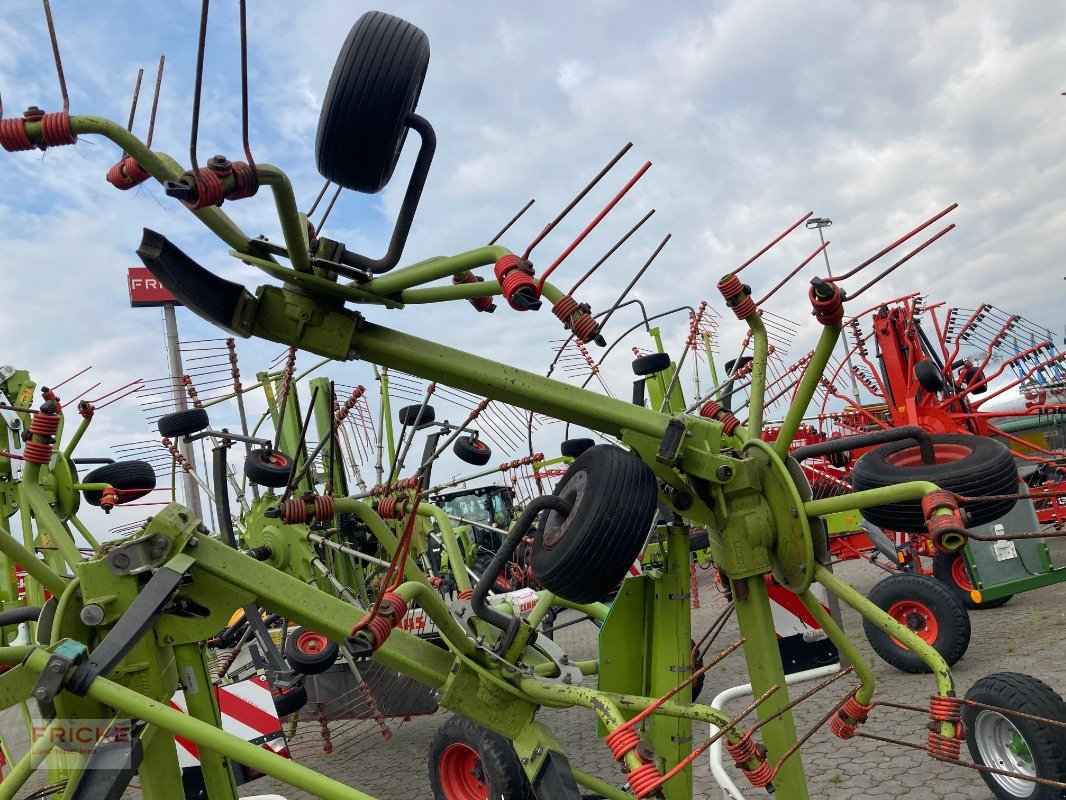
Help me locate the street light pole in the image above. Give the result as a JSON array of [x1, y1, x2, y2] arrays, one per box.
[[806, 218, 862, 404], [163, 302, 204, 521]]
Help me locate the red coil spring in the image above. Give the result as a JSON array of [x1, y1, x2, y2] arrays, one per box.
[[22, 441, 53, 465], [179, 169, 225, 210], [552, 294, 580, 322], [926, 515, 967, 552], [717, 273, 744, 299], [927, 730, 962, 760], [809, 284, 844, 325], [929, 695, 962, 723], [494, 255, 540, 311], [726, 733, 759, 765], [830, 696, 873, 739], [376, 496, 408, 520], [726, 735, 774, 788], [921, 490, 958, 518], [282, 498, 307, 525], [626, 763, 661, 799], [379, 591, 409, 623], [162, 437, 193, 472], [699, 400, 722, 418], [720, 412, 740, 436], [29, 413, 60, 437], [313, 495, 336, 522], [606, 726, 642, 761], [107, 156, 151, 190], [363, 614, 393, 649], [453, 271, 496, 313], [571, 311, 600, 344], [0, 117, 33, 152], [729, 293, 758, 321], [225, 160, 259, 200], [39, 111, 76, 147], [457, 589, 473, 600]]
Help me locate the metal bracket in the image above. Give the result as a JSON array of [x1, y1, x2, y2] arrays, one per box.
[[105, 535, 174, 576], [656, 417, 687, 464], [31, 640, 88, 705]]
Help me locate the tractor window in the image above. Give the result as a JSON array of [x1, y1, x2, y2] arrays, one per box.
[[442, 495, 491, 524], [488, 491, 512, 527]]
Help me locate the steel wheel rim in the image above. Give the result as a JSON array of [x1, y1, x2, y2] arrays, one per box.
[[886, 600, 938, 646], [951, 555, 974, 592], [973, 710, 1037, 797], [439, 742, 488, 799]]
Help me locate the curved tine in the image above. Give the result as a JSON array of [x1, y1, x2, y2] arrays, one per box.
[[733, 211, 813, 276], [846, 224, 955, 301], [488, 198, 535, 246]]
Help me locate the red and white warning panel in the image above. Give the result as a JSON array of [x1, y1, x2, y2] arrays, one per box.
[[765, 577, 839, 675], [170, 675, 288, 774]]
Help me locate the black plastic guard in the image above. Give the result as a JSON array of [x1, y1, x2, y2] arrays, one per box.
[[137, 229, 255, 336]]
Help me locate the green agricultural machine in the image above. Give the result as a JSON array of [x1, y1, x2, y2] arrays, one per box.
[[0, 6, 1063, 800]]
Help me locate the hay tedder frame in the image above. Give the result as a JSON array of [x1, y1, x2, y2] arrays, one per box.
[[0, 6, 1062, 800]]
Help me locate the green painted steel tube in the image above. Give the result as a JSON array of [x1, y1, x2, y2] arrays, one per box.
[[548, 595, 611, 622], [814, 565, 955, 737], [67, 515, 100, 550], [400, 280, 501, 304], [0, 715, 67, 800], [649, 526, 692, 800], [730, 573, 808, 798], [366, 247, 509, 296], [0, 521, 67, 598], [352, 321, 669, 440], [257, 166, 311, 274], [774, 322, 842, 459], [417, 503, 471, 592], [173, 644, 237, 800], [19, 465, 84, 569], [231, 251, 399, 308], [33, 653, 380, 800], [571, 767, 632, 800], [745, 313, 769, 438], [62, 117, 254, 256], [798, 590, 874, 705], [996, 414, 1066, 433], [392, 580, 476, 657], [804, 481, 940, 518]]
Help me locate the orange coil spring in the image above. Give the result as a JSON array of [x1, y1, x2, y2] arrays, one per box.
[[313, 495, 336, 522], [606, 726, 641, 761], [729, 293, 758, 321], [809, 284, 844, 325], [180, 168, 225, 210], [726, 734, 774, 788], [494, 255, 540, 311], [921, 490, 958, 518], [927, 730, 962, 760], [830, 696, 873, 739], [720, 412, 740, 436], [0, 117, 33, 151], [282, 498, 308, 525], [699, 400, 722, 418], [376, 496, 408, 520], [726, 733, 759, 765], [626, 763, 661, 799], [457, 589, 473, 600], [363, 614, 394, 650], [740, 760, 774, 789], [570, 310, 600, 343], [379, 591, 409, 623], [29, 413, 60, 437], [717, 273, 744, 299], [23, 412, 60, 465], [453, 271, 495, 313], [38, 111, 76, 147], [929, 695, 962, 723], [225, 160, 259, 200], [107, 156, 151, 190], [22, 441, 53, 465]]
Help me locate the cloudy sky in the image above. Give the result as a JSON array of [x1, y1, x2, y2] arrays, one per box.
[[1, 1, 1064, 532]]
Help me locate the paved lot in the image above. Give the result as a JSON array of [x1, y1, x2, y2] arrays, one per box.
[[4, 552, 1065, 799]]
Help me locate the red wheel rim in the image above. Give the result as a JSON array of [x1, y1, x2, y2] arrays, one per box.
[[471, 439, 487, 451], [886, 442, 972, 468], [886, 600, 939, 646], [438, 742, 488, 799], [295, 631, 328, 655], [265, 451, 289, 467], [950, 555, 974, 592]]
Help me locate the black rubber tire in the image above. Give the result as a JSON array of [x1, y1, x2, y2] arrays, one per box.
[[914, 359, 945, 393], [560, 438, 595, 458], [244, 448, 294, 489], [690, 529, 711, 551], [157, 408, 209, 438], [453, 436, 491, 466], [963, 672, 1066, 800], [271, 684, 308, 718], [931, 550, 1012, 610], [398, 403, 435, 427], [862, 573, 971, 673], [428, 715, 534, 800], [316, 11, 430, 194], [472, 552, 512, 593], [531, 445, 657, 604], [82, 461, 157, 506], [283, 627, 339, 675], [631, 352, 671, 376], [851, 434, 1018, 533]]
